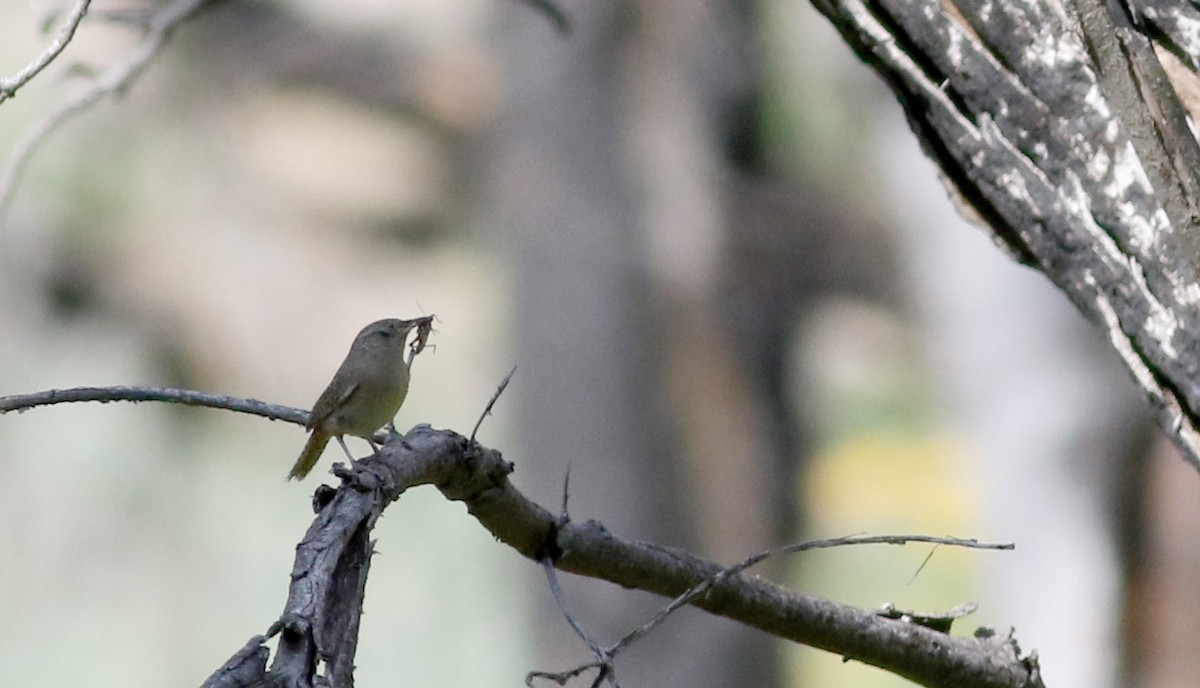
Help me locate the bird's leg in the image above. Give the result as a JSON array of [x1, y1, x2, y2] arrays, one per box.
[[367, 437, 382, 457], [336, 435, 356, 462]]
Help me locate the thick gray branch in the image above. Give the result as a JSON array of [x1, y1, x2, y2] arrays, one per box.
[[205, 425, 1041, 688]]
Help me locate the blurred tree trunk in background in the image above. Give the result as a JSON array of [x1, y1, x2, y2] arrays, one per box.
[[485, 2, 781, 684], [485, 1, 900, 685]]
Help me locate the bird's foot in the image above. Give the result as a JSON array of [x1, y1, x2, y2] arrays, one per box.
[[333, 458, 395, 494]]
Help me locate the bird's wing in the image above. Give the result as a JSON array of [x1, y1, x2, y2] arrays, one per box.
[[307, 379, 360, 430]]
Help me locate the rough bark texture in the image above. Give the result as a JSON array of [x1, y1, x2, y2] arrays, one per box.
[[809, 0, 1200, 468], [202, 426, 1044, 688]]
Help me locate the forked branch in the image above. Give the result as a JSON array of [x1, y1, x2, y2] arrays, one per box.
[[200, 424, 1040, 688]]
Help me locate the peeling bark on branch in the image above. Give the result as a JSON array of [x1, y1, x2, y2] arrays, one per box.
[[808, 0, 1200, 468], [203, 425, 1042, 688]]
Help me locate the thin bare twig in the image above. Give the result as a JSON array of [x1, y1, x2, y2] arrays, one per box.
[[469, 366, 516, 445], [531, 532, 1013, 683], [532, 561, 617, 688], [541, 560, 600, 651], [908, 544, 941, 585], [526, 661, 607, 688], [0, 0, 93, 104], [0, 385, 308, 425], [0, 0, 216, 215], [528, 465, 619, 687], [608, 534, 1009, 656]]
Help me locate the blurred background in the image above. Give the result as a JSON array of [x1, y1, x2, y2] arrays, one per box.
[[1, 0, 1197, 686]]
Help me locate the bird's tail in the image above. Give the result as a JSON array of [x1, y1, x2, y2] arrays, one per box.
[[288, 430, 330, 480]]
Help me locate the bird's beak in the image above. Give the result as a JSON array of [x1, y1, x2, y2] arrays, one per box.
[[403, 315, 435, 329]]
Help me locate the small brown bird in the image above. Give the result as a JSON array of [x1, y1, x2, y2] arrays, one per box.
[[288, 317, 431, 480]]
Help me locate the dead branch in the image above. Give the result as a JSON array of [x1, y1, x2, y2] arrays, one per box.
[[470, 366, 517, 445], [0, 0, 219, 215], [201, 424, 1040, 688], [806, 0, 1200, 471], [1, 384, 1035, 686], [0, 0, 93, 104], [0, 385, 308, 425]]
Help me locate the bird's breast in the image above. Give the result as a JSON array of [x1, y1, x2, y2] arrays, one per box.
[[333, 364, 410, 437]]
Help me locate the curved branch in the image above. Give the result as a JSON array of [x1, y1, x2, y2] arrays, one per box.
[[0, 0, 93, 104], [204, 424, 1042, 688], [0, 0, 218, 215], [0, 385, 308, 425]]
